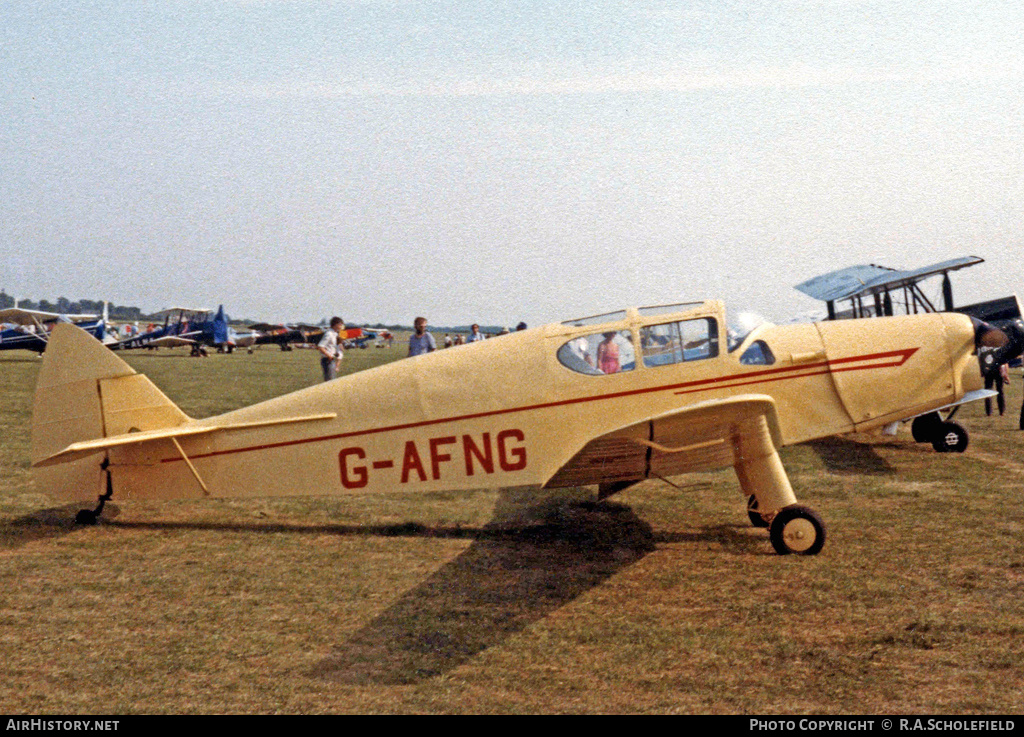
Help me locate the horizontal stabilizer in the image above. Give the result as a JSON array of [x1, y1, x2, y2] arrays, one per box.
[[34, 412, 337, 468]]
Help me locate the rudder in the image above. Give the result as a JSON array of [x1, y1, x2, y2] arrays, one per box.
[[31, 323, 190, 501]]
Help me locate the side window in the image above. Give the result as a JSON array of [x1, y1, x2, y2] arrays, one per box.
[[640, 318, 718, 368], [557, 330, 635, 375], [739, 340, 775, 365]]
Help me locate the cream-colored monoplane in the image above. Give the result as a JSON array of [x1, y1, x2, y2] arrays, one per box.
[[31, 301, 1004, 555]]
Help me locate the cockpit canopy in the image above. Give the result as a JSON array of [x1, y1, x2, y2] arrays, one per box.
[[556, 303, 776, 376], [727, 312, 771, 352]]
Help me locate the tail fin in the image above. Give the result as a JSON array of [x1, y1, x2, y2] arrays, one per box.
[[32, 323, 190, 501]]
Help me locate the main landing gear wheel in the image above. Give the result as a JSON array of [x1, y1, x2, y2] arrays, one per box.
[[911, 412, 941, 443], [769, 505, 826, 556], [931, 421, 968, 453], [912, 413, 969, 453], [746, 495, 770, 528]]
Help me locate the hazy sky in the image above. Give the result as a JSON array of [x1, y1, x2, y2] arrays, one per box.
[[2, 1, 1022, 327]]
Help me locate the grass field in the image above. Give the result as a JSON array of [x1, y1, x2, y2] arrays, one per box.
[[1, 343, 1023, 714]]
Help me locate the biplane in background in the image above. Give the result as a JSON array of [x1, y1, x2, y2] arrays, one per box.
[[250, 323, 327, 351], [795, 256, 1024, 451], [108, 305, 250, 355], [31, 298, 1013, 556], [247, 322, 305, 350], [345, 327, 385, 349], [794, 256, 990, 320], [0, 307, 105, 354]]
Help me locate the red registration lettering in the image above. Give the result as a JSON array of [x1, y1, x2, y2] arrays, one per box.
[[339, 447, 368, 489], [463, 433, 493, 476], [401, 440, 427, 483], [429, 436, 457, 480], [497, 429, 527, 471]]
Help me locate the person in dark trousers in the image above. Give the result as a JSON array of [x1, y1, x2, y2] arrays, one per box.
[[318, 316, 345, 381], [979, 318, 1024, 429], [982, 349, 1008, 416], [1020, 369, 1024, 431]]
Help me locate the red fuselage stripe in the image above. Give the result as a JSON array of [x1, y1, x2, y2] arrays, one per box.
[[161, 346, 919, 464]]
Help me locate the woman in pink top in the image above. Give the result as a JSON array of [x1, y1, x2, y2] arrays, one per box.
[[596, 332, 621, 374]]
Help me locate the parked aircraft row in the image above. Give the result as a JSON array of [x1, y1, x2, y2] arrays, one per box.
[[0, 303, 354, 356]]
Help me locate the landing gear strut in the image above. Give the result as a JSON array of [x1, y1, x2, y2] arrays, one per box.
[[746, 494, 770, 528]]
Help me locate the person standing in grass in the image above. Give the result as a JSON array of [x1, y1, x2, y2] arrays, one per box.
[[466, 323, 484, 343], [982, 348, 1008, 416], [1020, 369, 1024, 431], [408, 316, 436, 357], [318, 316, 345, 381]]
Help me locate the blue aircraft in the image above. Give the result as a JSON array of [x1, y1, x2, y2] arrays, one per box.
[[108, 305, 246, 355]]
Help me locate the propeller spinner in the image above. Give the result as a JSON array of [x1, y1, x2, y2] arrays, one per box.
[[976, 317, 1024, 377]]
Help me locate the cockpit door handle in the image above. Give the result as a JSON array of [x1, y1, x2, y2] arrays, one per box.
[[789, 350, 827, 365]]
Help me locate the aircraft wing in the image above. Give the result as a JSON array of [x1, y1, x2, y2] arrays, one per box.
[[296, 326, 326, 342], [795, 256, 984, 303], [109, 330, 203, 350], [145, 335, 197, 348], [0, 308, 98, 326], [544, 394, 782, 488], [152, 307, 212, 317]]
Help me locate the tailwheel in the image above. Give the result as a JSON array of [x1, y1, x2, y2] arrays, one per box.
[[769, 505, 826, 555], [931, 421, 968, 453], [746, 495, 770, 528], [74, 508, 99, 526]]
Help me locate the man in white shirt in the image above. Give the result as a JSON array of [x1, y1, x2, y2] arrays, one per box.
[[318, 316, 345, 381]]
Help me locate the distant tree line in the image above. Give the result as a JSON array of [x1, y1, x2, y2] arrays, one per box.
[[2, 290, 148, 321]]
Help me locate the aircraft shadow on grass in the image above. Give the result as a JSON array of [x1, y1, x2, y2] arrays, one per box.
[[1, 486, 761, 683], [310, 486, 768, 685], [0, 503, 117, 551], [309, 489, 653, 685], [803, 436, 895, 476]]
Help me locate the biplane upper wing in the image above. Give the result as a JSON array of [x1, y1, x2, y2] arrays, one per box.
[[151, 307, 212, 317], [794, 256, 984, 303], [0, 308, 99, 326], [544, 394, 783, 488]]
